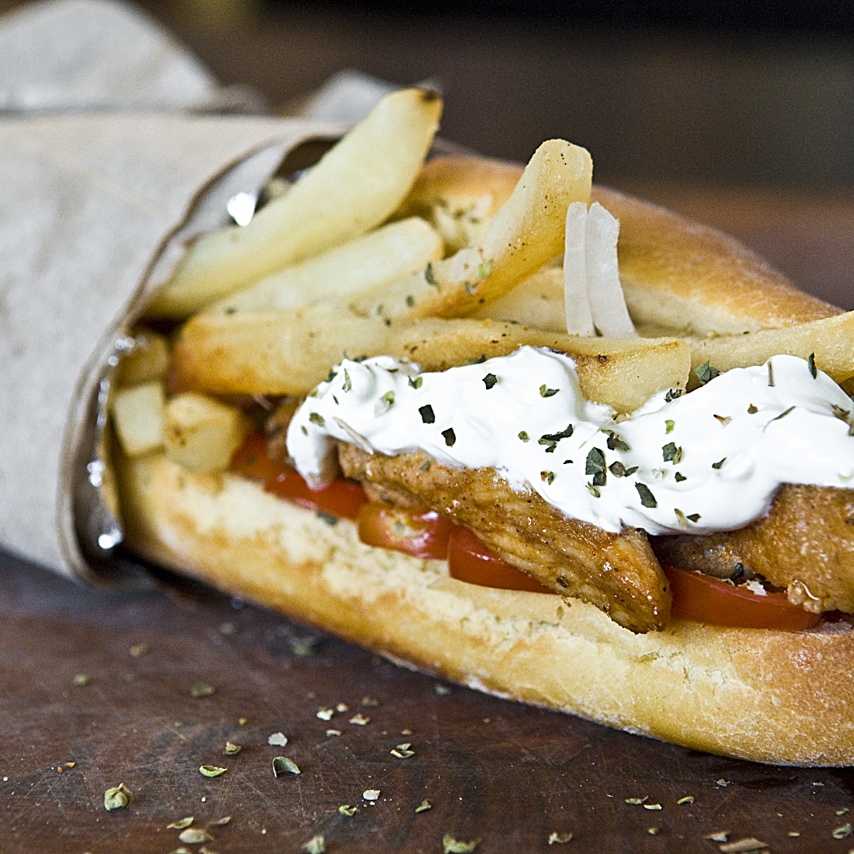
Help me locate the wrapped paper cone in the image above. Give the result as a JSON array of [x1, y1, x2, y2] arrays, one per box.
[[0, 0, 351, 583], [0, 111, 346, 584]]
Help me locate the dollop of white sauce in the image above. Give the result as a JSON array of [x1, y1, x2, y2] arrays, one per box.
[[287, 347, 854, 536]]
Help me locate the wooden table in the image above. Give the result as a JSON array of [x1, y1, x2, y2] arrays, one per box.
[[3, 543, 854, 854]]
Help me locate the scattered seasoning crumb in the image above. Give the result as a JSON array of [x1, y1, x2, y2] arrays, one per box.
[[212, 816, 231, 826], [72, 674, 90, 686], [435, 684, 452, 695], [349, 713, 370, 726], [833, 823, 854, 839], [441, 428, 457, 447], [694, 361, 720, 385], [401, 729, 413, 736], [167, 817, 194, 830], [787, 831, 800, 837], [518, 430, 530, 442], [326, 729, 342, 737], [539, 384, 559, 398], [415, 799, 432, 813], [704, 832, 729, 842], [301, 834, 326, 854], [715, 778, 731, 787], [676, 796, 695, 805], [643, 803, 662, 811], [363, 789, 381, 801], [103, 783, 132, 811], [190, 683, 215, 699], [647, 827, 661, 835], [838, 808, 851, 816], [625, 797, 648, 805], [336, 703, 349, 712], [808, 352, 817, 378], [65, 761, 76, 768], [199, 765, 227, 778], [178, 829, 213, 845], [482, 372, 498, 389], [267, 732, 288, 747], [635, 483, 657, 508], [443, 834, 481, 853], [718, 838, 769, 854], [339, 804, 359, 816], [223, 742, 241, 756], [391, 743, 415, 759], [547, 831, 573, 844], [129, 643, 148, 657], [316, 708, 334, 721], [361, 696, 379, 707], [272, 757, 300, 777], [238, 717, 247, 726]]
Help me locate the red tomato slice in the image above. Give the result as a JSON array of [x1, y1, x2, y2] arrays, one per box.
[[230, 433, 282, 484], [230, 434, 368, 520], [357, 504, 453, 560], [662, 564, 822, 631], [448, 526, 552, 594]]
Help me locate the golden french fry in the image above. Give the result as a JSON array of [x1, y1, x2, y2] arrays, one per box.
[[207, 217, 442, 314], [354, 139, 593, 320], [172, 306, 689, 413], [163, 392, 249, 474], [115, 331, 171, 387], [110, 381, 166, 457], [688, 310, 854, 383], [148, 88, 443, 318]]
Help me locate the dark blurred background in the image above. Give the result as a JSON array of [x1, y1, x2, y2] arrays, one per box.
[[3, 0, 853, 301]]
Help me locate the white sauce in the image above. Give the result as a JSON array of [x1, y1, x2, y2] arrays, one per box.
[[287, 347, 854, 536]]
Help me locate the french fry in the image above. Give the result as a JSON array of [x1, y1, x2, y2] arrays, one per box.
[[163, 392, 249, 474], [114, 331, 171, 387], [688, 310, 854, 383], [207, 217, 442, 314], [111, 381, 166, 457], [353, 139, 593, 320], [148, 88, 443, 318], [172, 305, 689, 414]]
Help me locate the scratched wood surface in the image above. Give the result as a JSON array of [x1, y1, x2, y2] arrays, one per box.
[[2, 549, 854, 854]]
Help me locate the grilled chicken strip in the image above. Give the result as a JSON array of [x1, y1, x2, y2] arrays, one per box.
[[654, 484, 854, 614], [338, 443, 671, 633]]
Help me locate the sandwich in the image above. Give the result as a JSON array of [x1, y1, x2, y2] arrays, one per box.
[[105, 87, 854, 766]]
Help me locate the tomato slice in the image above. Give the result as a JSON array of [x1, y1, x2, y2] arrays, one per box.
[[357, 504, 453, 560], [230, 433, 282, 484], [230, 434, 368, 520], [448, 526, 552, 594], [662, 564, 822, 631]]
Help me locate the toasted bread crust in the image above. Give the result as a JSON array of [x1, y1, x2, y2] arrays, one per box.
[[119, 452, 854, 766]]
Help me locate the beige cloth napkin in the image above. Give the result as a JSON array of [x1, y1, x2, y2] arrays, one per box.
[[0, 0, 360, 582]]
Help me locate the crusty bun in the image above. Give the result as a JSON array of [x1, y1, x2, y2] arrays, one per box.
[[398, 155, 840, 336], [119, 452, 854, 767]]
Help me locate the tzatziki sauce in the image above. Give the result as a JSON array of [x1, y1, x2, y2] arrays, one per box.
[[286, 347, 854, 536]]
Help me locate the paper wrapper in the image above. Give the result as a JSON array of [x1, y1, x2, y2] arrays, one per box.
[[0, 0, 366, 583]]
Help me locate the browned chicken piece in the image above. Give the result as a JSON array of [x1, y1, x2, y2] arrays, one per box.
[[338, 443, 671, 634], [653, 484, 854, 614]]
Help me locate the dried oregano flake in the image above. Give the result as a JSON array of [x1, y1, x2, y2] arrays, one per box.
[[272, 756, 301, 777], [103, 783, 131, 811], [443, 834, 481, 853]]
